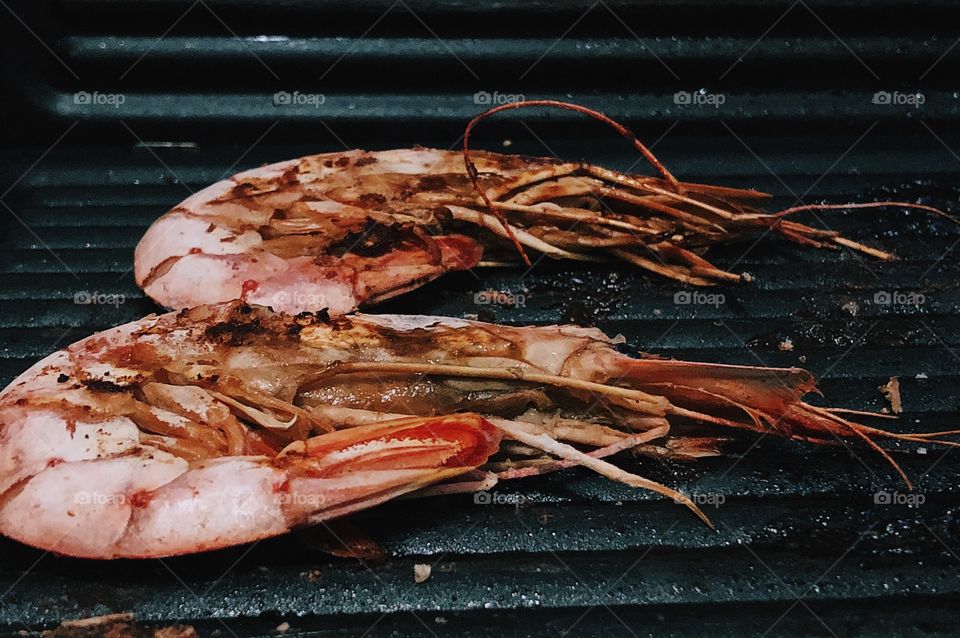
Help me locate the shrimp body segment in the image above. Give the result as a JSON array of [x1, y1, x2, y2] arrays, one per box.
[[1, 302, 943, 557], [136, 148, 880, 314], [0, 310, 500, 558]]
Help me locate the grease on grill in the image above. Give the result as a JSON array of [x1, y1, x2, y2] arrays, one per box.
[[536, 271, 636, 325]]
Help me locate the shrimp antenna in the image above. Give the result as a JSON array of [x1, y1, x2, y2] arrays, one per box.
[[462, 99, 683, 266], [463, 100, 957, 274], [773, 201, 959, 258]]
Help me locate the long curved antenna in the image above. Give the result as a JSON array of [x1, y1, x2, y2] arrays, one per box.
[[462, 99, 683, 266]]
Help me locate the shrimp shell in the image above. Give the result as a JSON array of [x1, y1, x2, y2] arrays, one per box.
[[2, 302, 949, 558], [136, 147, 900, 315]]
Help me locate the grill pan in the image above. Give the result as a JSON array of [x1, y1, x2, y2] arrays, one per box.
[[1, 0, 960, 635]]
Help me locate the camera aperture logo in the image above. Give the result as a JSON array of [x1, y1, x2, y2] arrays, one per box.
[[874, 290, 925, 307], [474, 289, 526, 308], [872, 91, 925, 108], [273, 91, 326, 108], [674, 290, 725, 307], [74, 290, 125, 307], [874, 490, 925, 507], [474, 490, 527, 506], [474, 91, 525, 106], [73, 91, 125, 109], [674, 90, 726, 109]]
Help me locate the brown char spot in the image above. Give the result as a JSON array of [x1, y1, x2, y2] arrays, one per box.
[[231, 182, 260, 197], [100, 342, 163, 370], [279, 164, 300, 186], [417, 175, 449, 191], [357, 192, 387, 207], [204, 317, 265, 347], [81, 379, 132, 394], [129, 490, 153, 508]]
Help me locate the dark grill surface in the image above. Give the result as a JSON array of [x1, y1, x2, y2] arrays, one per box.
[[2, 1, 960, 636]]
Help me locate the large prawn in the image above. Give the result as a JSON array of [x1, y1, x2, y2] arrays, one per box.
[[135, 101, 949, 314], [1, 302, 954, 558]]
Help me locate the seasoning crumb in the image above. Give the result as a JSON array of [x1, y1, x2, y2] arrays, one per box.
[[778, 337, 794, 352], [276, 622, 290, 633], [414, 563, 432, 583], [879, 376, 902, 414], [841, 300, 860, 316]]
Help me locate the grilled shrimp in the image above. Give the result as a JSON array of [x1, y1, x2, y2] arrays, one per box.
[[2, 302, 952, 558], [135, 101, 947, 314]]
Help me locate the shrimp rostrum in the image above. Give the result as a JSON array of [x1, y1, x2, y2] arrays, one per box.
[[135, 101, 946, 315], [1, 302, 951, 558]]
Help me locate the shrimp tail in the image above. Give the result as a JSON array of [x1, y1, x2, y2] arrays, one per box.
[[593, 355, 957, 488]]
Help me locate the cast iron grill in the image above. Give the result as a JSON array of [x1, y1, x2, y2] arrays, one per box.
[[1, 1, 960, 635]]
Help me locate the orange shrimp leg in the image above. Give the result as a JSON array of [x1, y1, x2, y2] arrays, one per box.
[[276, 413, 502, 523]]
